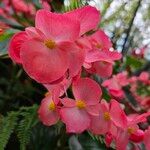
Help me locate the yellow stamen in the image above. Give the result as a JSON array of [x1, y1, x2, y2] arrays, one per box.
[[48, 101, 55, 111], [103, 112, 111, 121], [44, 39, 56, 49], [127, 127, 135, 134], [76, 100, 86, 109]]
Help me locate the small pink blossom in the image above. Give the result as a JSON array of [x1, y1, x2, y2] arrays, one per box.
[[90, 99, 127, 135], [38, 92, 60, 126], [60, 78, 102, 133]]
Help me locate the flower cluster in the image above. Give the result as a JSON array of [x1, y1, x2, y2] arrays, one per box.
[[8, 6, 150, 150], [103, 71, 150, 110]]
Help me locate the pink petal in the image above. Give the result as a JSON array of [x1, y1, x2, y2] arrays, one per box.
[[20, 39, 69, 83], [44, 75, 71, 97], [60, 107, 90, 133], [90, 115, 110, 135], [129, 112, 150, 125], [85, 49, 113, 63], [38, 95, 59, 126], [72, 78, 102, 105], [25, 27, 46, 40], [87, 61, 113, 78], [35, 9, 80, 41], [86, 104, 101, 116], [110, 99, 127, 129], [61, 98, 76, 107], [8, 31, 28, 64], [90, 30, 112, 50], [65, 6, 100, 35], [59, 42, 85, 78], [89, 100, 110, 134], [116, 129, 129, 150]]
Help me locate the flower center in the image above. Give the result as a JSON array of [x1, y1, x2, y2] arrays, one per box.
[[76, 100, 86, 109], [103, 112, 111, 121], [127, 127, 135, 134], [44, 39, 56, 49], [48, 101, 56, 111]]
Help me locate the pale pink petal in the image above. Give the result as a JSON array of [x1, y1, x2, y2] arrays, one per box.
[[65, 6, 100, 35], [110, 99, 127, 129], [72, 78, 102, 105], [38, 95, 59, 126], [9, 31, 28, 64], [60, 107, 90, 133], [20, 39, 69, 83], [35, 9, 80, 41]]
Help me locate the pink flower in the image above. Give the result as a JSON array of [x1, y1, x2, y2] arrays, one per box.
[[9, 9, 84, 83], [102, 72, 128, 98], [60, 78, 102, 133], [90, 99, 127, 135], [115, 112, 150, 150], [83, 30, 122, 78], [138, 72, 149, 83], [38, 92, 60, 126]]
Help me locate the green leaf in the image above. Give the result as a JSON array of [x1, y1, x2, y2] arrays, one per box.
[[0, 112, 18, 150], [17, 105, 39, 150]]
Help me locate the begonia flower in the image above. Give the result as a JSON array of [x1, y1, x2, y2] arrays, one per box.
[[115, 113, 150, 150], [90, 99, 127, 134], [60, 78, 102, 133], [9, 9, 85, 83], [38, 92, 60, 126]]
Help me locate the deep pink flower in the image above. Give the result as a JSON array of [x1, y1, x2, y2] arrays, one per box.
[[60, 78, 102, 133], [38, 92, 60, 126], [90, 99, 127, 134]]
